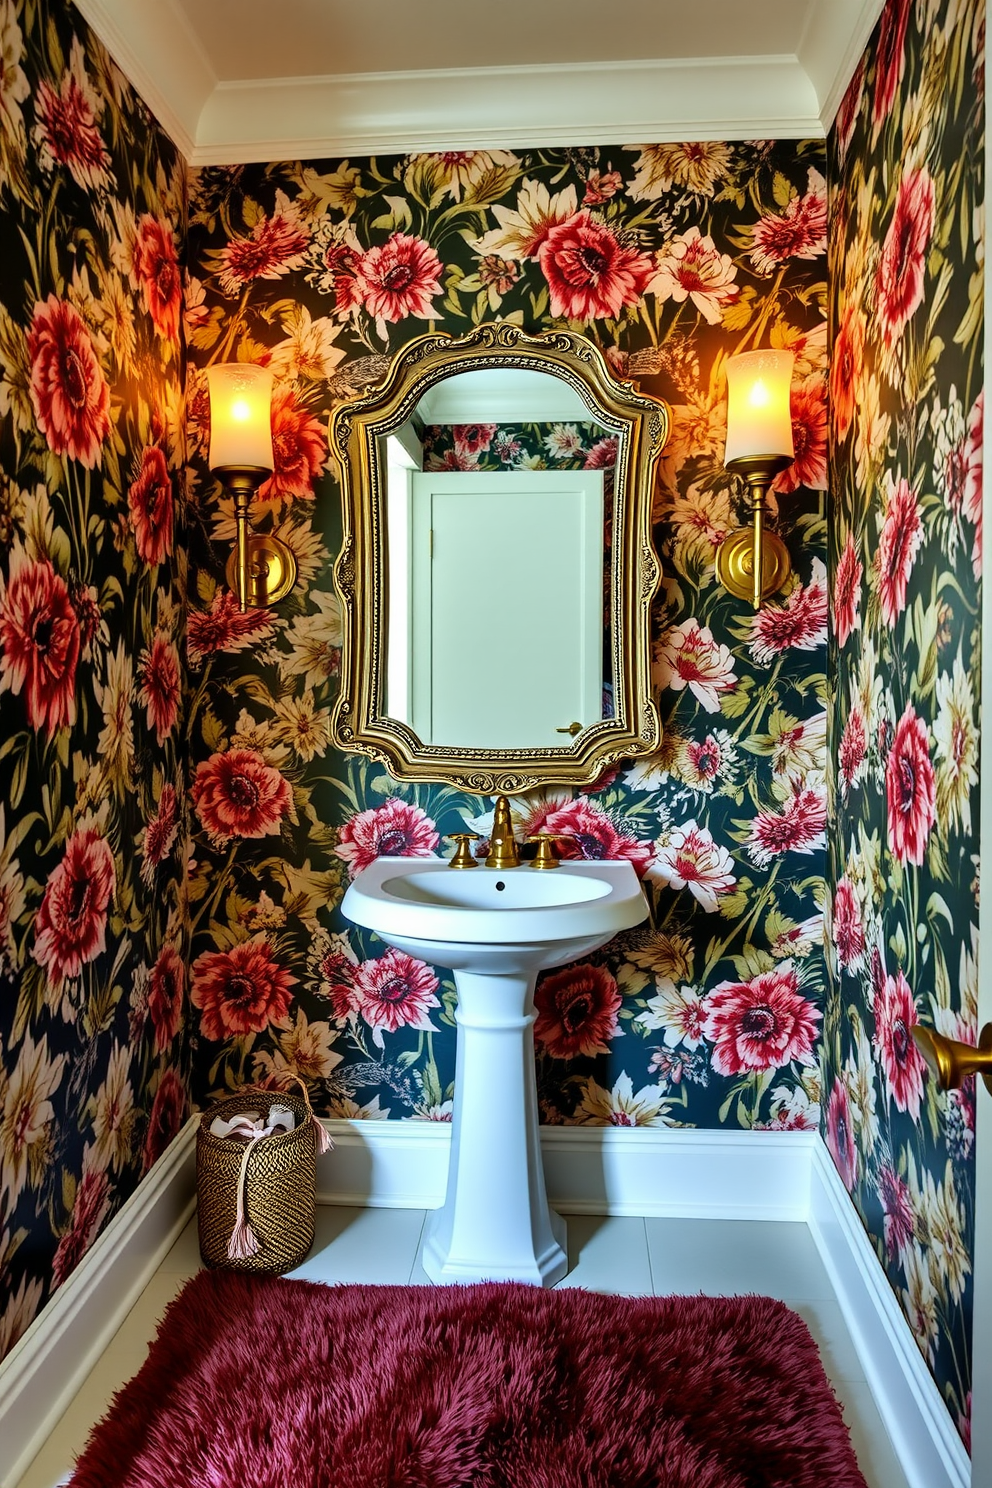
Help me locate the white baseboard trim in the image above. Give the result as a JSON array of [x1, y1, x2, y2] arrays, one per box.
[[0, 1117, 198, 1488], [315, 1120, 817, 1220], [807, 1140, 970, 1488]]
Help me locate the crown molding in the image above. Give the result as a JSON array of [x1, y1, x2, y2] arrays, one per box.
[[800, 0, 886, 129]]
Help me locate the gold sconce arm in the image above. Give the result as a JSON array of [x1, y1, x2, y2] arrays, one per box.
[[716, 454, 792, 610], [912, 1023, 992, 1096], [214, 465, 298, 613]]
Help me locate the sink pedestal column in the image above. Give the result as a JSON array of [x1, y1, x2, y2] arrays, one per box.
[[421, 969, 567, 1287]]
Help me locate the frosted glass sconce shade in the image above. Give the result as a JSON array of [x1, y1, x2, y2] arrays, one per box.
[[724, 350, 794, 462], [206, 363, 274, 471]]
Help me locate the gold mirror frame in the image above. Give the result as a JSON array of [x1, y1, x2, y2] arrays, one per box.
[[328, 321, 670, 794]]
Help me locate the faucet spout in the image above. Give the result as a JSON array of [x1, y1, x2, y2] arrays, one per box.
[[486, 795, 521, 869]]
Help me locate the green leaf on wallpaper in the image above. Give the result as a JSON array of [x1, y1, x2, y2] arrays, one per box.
[[720, 286, 757, 333], [717, 888, 747, 919], [440, 982, 458, 1028], [932, 946, 951, 1011], [395, 1048, 420, 1070], [372, 195, 415, 232], [925, 892, 954, 931], [889, 922, 908, 965], [529, 287, 549, 321], [8, 745, 30, 812], [720, 677, 754, 718], [927, 832, 950, 883], [200, 706, 225, 752], [954, 268, 984, 348], [11, 962, 46, 1047], [771, 172, 794, 209]]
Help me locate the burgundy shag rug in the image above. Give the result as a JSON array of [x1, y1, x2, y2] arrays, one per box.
[[70, 1270, 867, 1487]]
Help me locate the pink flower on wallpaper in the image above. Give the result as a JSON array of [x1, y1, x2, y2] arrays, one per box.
[[876, 168, 935, 349], [654, 619, 736, 713], [825, 1081, 858, 1191], [583, 436, 618, 470], [357, 233, 443, 323], [872, 0, 911, 134], [0, 553, 80, 734], [256, 386, 326, 506], [525, 797, 653, 877], [582, 170, 622, 205], [452, 424, 497, 457], [879, 1163, 915, 1262], [832, 532, 863, 647], [127, 445, 174, 564], [140, 783, 179, 884], [192, 748, 293, 844], [749, 169, 827, 274], [885, 705, 936, 866], [964, 390, 983, 578], [749, 561, 828, 665], [51, 1168, 111, 1288], [133, 216, 182, 341], [336, 798, 439, 877], [142, 1069, 187, 1172], [33, 829, 115, 986], [33, 47, 110, 191], [653, 821, 736, 913], [137, 634, 180, 743], [649, 227, 739, 325], [539, 211, 654, 320], [775, 375, 827, 492], [28, 296, 110, 468], [191, 936, 298, 1041], [534, 963, 621, 1059], [873, 969, 926, 1120], [838, 703, 868, 796], [877, 477, 923, 625], [834, 56, 866, 163], [684, 735, 724, 788], [747, 784, 827, 868], [833, 877, 866, 969], [350, 949, 440, 1040], [147, 943, 185, 1053], [702, 963, 821, 1076], [186, 590, 275, 666], [217, 192, 310, 294], [830, 305, 866, 444]]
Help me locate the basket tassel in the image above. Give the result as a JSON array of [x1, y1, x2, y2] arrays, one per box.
[[227, 1137, 264, 1261]]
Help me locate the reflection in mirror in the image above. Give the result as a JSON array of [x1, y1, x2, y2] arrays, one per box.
[[380, 367, 617, 748], [329, 323, 669, 794]]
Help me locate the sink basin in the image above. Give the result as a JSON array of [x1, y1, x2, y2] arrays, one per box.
[[341, 853, 649, 1289]]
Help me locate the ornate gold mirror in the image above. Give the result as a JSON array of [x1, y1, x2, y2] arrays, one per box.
[[328, 322, 669, 793]]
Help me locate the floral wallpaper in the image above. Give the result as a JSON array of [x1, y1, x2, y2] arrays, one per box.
[[0, 0, 190, 1360], [183, 140, 831, 1143], [825, 0, 983, 1443]]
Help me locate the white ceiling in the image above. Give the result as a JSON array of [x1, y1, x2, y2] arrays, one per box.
[[73, 0, 885, 166]]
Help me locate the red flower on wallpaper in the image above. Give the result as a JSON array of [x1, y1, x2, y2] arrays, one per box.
[[833, 56, 866, 162], [833, 877, 866, 968], [147, 943, 185, 1053], [874, 969, 926, 1120], [825, 1081, 858, 1191], [51, 1168, 111, 1288], [357, 233, 443, 323], [877, 477, 922, 625], [186, 590, 275, 666], [33, 49, 110, 191], [538, 210, 654, 320], [33, 829, 116, 986], [0, 553, 80, 734], [192, 748, 293, 844], [142, 1069, 187, 1172], [452, 424, 497, 457], [885, 705, 936, 866], [702, 963, 821, 1076], [133, 216, 182, 341], [336, 798, 439, 877], [748, 784, 827, 867], [877, 168, 935, 348], [830, 306, 866, 444], [524, 797, 653, 877], [879, 1163, 915, 1263], [749, 561, 828, 665], [28, 296, 110, 468], [583, 436, 618, 469], [774, 375, 827, 493], [127, 445, 174, 564], [217, 192, 310, 293], [964, 390, 983, 579], [350, 949, 440, 1039], [534, 963, 622, 1060], [137, 634, 180, 743], [872, 0, 911, 134], [838, 704, 867, 795], [832, 532, 863, 647], [256, 387, 326, 506], [191, 935, 298, 1041], [749, 169, 827, 273], [141, 783, 179, 883]]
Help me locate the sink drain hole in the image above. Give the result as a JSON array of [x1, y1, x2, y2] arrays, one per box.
[[495, 881, 506, 891]]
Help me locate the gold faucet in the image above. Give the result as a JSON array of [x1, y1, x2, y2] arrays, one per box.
[[485, 795, 521, 869]]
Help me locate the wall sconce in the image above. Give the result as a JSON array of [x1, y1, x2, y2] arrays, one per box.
[[715, 349, 795, 610], [206, 362, 297, 611]]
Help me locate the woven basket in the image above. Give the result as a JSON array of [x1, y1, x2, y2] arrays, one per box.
[[196, 1086, 321, 1275]]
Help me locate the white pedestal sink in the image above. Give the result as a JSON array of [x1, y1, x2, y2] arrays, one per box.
[[342, 857, 649, 1286]]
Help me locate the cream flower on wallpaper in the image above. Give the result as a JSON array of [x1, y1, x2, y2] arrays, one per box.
[[921, 1161, 971, 1306], [0, 806, 25, 976], [625, 931, 694, 985], [86, 1041, 136, 1174], [326, 1094, 390, 1120], [635, 982, 706, 1051], [0, 1035, 66, 1208], [473, 177, 578, 261], [94, 639, 135, 795], [404, 149, 520, 203], [0, 0, 30, 157], [651, 821, 737, 913], [933, 654, 979, 836], [625, 142, 733, 199], [648, 228, 739, 325], [252, 1008, 343, 1084], [764, 709, 827, 787], [665, 483, 732, 569], [268, 304, 345, 384], [653, 619, 737, 714], [280, 590, 343, 689], [903, 1243, 940, 1367], [271, 689, 331, 762], [843, 1019, 880, 1159], [573, 1073, 675, 1127]]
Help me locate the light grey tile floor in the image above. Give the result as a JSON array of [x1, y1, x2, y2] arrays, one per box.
[[16, 1208, 910, 1488]]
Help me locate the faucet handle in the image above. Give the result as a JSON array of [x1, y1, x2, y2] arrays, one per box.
[[527, 833, 572, 870], [446, 833, 480, 869]]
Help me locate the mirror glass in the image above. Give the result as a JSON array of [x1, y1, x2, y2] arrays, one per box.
[[329, 324, 669, 794]]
